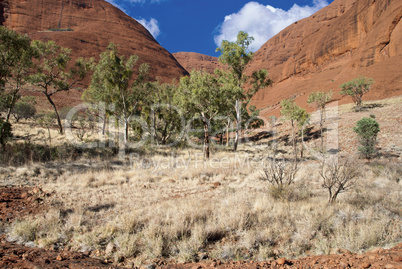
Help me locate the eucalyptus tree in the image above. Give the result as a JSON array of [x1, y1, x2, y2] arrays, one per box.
[[307, 91, 332, 153], [280, 98, 310, 160], [146, 80, 184, 145], [28, 40, 93, 134], [0, 26, 33, 122], [178, 70, 235, 159], [82, 43, 151, 145], [340, 77, 374, 111], [216, 31, 272, 151]]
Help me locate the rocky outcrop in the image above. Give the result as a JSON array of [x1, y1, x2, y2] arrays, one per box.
[[173, 52, 224, 74], [246, 0, 402, 117], [0, 0, 188, 83]]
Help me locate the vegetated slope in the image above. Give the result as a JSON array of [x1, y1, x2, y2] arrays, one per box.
[[0, 0, 188, 107], [173, 52, 224, 74], [246, 0, 402, 117]]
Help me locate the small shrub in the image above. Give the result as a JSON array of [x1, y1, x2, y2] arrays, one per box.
[[11, 97, 36, 122], [11, 219, 39, 242], [340, 76, 374, 110], [320, 159, 359, 204], [261, 158, 298, 200], [353, 117, 380, 159]]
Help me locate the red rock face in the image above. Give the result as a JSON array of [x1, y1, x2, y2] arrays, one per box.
[[173, 52, 224, 74], [246, 0, 402, 117], [0, 0, 188, 82]]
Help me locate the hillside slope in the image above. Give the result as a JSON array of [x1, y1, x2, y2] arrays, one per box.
[[0, 0, 188, 107]]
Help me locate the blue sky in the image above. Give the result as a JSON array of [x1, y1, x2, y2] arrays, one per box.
[[106, 0, 333, 56]]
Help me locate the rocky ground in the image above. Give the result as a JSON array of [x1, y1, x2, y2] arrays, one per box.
[[0, 187, 400, 268]]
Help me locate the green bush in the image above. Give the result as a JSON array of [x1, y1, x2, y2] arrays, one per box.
[[353, 117, 380, 159], [12, 101, 36, 122], [340, 77, 374, 110]]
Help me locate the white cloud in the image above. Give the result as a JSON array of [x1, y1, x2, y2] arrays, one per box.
[[136, 18, 161, 38], [214, 0, 329, 52], [105, 0, 128, 14], [104, 1, 161, 39]]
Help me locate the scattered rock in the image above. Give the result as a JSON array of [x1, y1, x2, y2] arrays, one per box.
[[105, 242, 116, 255], [211, 182, 221, 188], [367, 247, 383, 254], [20, 192, 28, 199], [277, 257, 287, 265]]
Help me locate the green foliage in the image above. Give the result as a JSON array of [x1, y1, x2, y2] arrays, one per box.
[[178, 70, 236, 158], [11, 97, 36, 122], [0, 26, 32, 87], [147, 80, 183, 145], [0, 117, 12, 147], [28, 40, 94, 133], [353, 117, 380, 159], [280, 99, 310, 126], [216, 31, 254, 84], [179, 70, 231, 120], [307, 91, 332, 110], [216, 31, 272, 150], [340, 77, 374, 110], [83, 43, 151, 145], [281, 99, 310, 159], [0, 26, 33, 122], [216, 31, 272, 102]]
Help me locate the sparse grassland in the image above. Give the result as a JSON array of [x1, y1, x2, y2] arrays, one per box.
[[1, 96, 401, 266]]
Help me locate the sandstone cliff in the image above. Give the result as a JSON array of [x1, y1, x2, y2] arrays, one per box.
[[247, 0, 402, 117]]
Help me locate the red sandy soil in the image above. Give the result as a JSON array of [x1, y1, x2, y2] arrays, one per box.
[[0, 187, 47, 223]]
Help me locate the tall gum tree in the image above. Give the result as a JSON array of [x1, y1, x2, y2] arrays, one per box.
[[216, 31, 272, 151], [280, 98, 310, 160], [0, 26, 33, 123], [307, 91, 332, 154], [178, 70, 235, 159], [82, 43, 151, 146], [28, 40, 93, 134]]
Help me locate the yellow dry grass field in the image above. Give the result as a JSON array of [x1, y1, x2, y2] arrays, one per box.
[[1, 96, 401, 267]]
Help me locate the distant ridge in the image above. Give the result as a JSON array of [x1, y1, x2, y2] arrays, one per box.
[[173, 52, 223, 74]]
